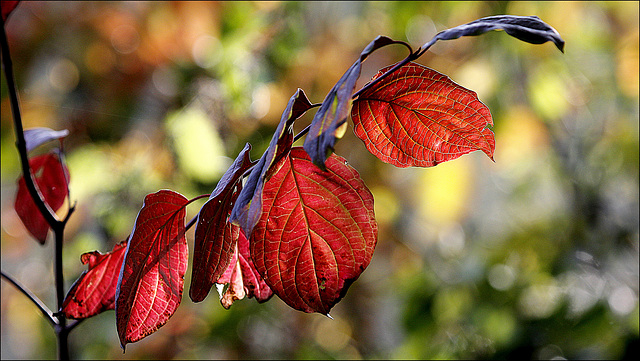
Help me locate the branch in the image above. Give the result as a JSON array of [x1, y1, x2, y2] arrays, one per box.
[[1, 17, 60, 227], [1, 271, 57, 327], [2, 17, 71, 360]]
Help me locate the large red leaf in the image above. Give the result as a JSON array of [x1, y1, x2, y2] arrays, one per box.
[[351, 61, 495, 168], [14, 152, 69, 244], [216, 228, 273, 309], [115, 190, 189, 350], [61, 240, 128, 319], [190, 143, 254, 303], [250, 147, 377, 315]]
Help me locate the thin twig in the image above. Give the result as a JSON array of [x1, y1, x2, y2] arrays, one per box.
[[1, 271, 57, 327]]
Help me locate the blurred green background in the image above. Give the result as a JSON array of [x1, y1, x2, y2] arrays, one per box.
[[1, 1, 638, 359]]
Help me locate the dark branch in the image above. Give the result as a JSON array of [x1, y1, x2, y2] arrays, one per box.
[[1, 19, 60, 228], [1, 271, 57, 327]]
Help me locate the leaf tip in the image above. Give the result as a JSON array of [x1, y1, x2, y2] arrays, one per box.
[[557, 41, 565, 53]]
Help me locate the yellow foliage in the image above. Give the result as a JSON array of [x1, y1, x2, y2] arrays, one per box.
[[416, 155, 473, 227]]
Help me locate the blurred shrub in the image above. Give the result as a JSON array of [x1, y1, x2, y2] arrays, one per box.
[[1, 1, 637, 359]]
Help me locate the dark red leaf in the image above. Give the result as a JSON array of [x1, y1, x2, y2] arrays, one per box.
[[115, 190, 189, 350], [216, 229, 273, 309], [61, 240, 128, 319], [1, 0, 19, 21], [250, 147, 377, 315], [303, 36, 404, 169], [190, 143, 254, 303], [231, 89, 312, 238], [14, 152, 69, 244], [352, 61, 495, 168]]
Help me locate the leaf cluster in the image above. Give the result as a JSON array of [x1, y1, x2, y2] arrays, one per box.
[[6, 8, 564, 351]]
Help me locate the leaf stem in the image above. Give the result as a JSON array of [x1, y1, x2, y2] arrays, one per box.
[[292, 103, 323, 143], [351, 38, 418, 99], [183, 195, 210, 232], [187, 194, 212, 205], [55, 146, 74, 217], [293, 125, 311, 143], [352, 50, 419, 99], [186, 214, 198, 231]]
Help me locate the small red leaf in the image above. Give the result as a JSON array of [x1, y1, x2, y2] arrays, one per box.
[[215, 229, 273, 309], [218, 249, 246, 309], [352, 62, 495, 168], [61, 240, 128, 319], [190, 143, 254, 303], [250, 147, 377, 315], [14, 152, 69, 244], [115, 190, 189, 350]]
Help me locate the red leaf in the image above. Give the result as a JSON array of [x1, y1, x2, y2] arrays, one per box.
[[190, 143, 254, 303], [217, 243, 246, 309], [216, 229, 273, 309], [1, 0, 19, 21], [250, 147, 377, 315], [61, 240, 128, 319], [115, 190, 189, 350], [14, 152, 69, 244], [352, 61, 495, 168]]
